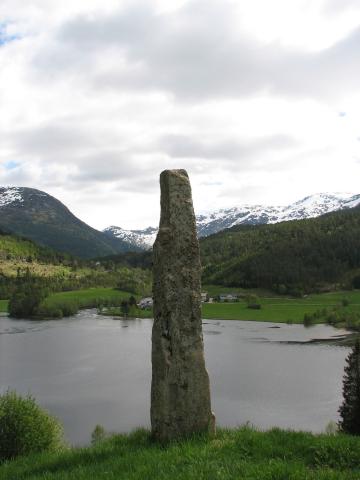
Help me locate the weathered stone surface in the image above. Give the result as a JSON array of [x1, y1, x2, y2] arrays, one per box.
[[151, 169, 215, 441]]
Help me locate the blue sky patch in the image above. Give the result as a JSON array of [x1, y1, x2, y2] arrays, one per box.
[[0, 22, 20, 46], [4, 160, 20, 170]]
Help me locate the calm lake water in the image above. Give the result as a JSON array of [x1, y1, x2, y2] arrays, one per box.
[[0, 310, 350, 445]]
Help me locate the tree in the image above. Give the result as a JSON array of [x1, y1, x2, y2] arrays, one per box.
[[338, 340, 360, 435], [129, 295, 137, 307], [8, 282, 48, 318], [120, 300, 129, 317]]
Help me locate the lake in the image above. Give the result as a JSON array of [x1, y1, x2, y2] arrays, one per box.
[[0, 310, 350, 445]]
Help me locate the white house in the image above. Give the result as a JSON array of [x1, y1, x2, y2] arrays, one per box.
[[138, 297, 153, 309]]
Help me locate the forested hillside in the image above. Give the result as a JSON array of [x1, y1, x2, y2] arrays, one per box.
[[200, 205, 360, 294], [0, 227, 74, 271], [0, 229, 151, 300]]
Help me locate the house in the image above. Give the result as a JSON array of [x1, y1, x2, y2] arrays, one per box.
[[201, 292, 208, 303], [219, 293, 238, 302], [138, 297, 153, 309]]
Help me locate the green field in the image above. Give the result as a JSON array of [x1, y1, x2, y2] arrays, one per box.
[[202, 290, 360, 323], [0, 300, 8, 313], [2, 288, 360, 324], [36, 288, 135, 317], [43, 288, 133, 305], [1, 427, 360, 480]]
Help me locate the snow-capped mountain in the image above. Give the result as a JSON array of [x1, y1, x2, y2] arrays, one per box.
[[103, 226, 158, 251], [0, 186, 24, 207], [104, 193, 360, 250]]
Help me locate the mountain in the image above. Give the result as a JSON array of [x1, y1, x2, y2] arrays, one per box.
[[0, 187, 138, 259], [200, 204, 360, 294], [103, 226, 158, 251], [104, 193, 360, 250]]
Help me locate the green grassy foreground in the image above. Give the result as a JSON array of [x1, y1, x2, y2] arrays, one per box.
[[1, 427, 360, 480]]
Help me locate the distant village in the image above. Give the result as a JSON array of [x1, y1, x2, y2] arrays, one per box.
[[137, 292, 240, 309]]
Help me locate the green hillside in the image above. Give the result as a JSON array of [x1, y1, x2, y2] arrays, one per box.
[[200, 205, 360, 294], [0, 228, 74, 276], [0, 230, 151, 301]]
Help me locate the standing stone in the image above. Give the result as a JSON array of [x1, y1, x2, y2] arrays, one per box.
[[151, 169, 215, 441]]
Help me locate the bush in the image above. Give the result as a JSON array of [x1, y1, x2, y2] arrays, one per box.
[[8, 283, 48, 318], [247, 303, 261, 310], [0, 390, 64, 460], [303, 313, 315, 327], [352, 275, 360, 289], [341, 298, 350, 307], [245, 294, 261, 309], [91, 424, 107, 445], [338, 340, 360, 435]]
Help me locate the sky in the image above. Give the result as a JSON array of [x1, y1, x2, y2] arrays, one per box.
[[0, 0, 360, 230]]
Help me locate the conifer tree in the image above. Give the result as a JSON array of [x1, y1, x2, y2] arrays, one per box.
[[338, 340, 360, 435]]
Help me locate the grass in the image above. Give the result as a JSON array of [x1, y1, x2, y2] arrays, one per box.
[[43, 288, 134, 306], [36, 288, 135, 318], [100, 290, 360, 324], [201, 290, 360, 323], [0, 260, 76, 278], [1, 427, 360, 479], [2, 287, 360, 324], [0, 300, 8, 313]]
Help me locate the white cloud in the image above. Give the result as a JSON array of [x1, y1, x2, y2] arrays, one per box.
[[0, 0, 359, 230]]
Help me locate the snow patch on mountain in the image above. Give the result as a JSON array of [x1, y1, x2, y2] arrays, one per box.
[[103, 226, 158, 251], [0, 187, 24, 207], [105, 193, 360, 250]]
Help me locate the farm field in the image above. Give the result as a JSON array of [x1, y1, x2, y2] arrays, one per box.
[[37, 287, 135, 317], [202, 290, 360, 323], [2, 288, 360, 324]]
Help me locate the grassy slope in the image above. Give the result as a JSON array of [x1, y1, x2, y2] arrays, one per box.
[[0, 233, 73, 277], [0, 234, 44, 258], [1, 427, 360, 480], [0, 260, 79, 278]]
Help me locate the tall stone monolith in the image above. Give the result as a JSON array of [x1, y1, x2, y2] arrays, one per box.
[[151, 169, 215, 441]]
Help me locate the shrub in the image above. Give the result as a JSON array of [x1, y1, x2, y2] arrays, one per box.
[[341, 298, 350, 307], [325, 420, 338, 435], [91, 424, 107, 445], [303, 313, 315, 327], [0, 390, 64, 460], [245, 294, 261, 309], [352, 275, 360, 289], [247, 303, 261, 310]]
